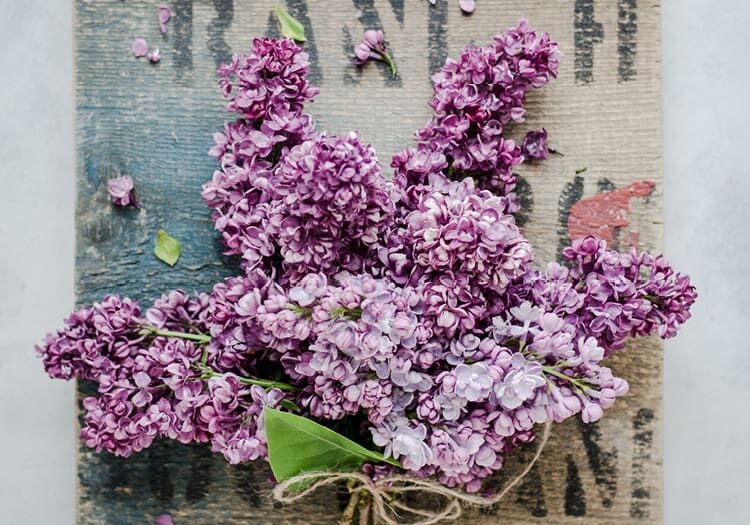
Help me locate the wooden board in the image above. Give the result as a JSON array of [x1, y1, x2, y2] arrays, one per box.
[[75, 0, 663, 523]]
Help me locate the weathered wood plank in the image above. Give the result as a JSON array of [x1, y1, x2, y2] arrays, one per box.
[[76, 0, 663, 523]]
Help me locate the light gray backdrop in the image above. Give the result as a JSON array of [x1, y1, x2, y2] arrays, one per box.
[[0, 1, 746, 524]]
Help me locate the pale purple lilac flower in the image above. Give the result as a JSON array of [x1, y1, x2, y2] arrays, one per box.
[[107, 175, 138, 208], [354, 30, 397, 77], [372, 417, 433, 469], [158, 6, 172, 34], [154, 515, 174, 525], [132, 38, 148, 58], [459, 0, 476, 14], [493, 354, 546, 409]]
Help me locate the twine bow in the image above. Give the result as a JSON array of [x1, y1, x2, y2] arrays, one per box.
[[272, 421, 551, 525]]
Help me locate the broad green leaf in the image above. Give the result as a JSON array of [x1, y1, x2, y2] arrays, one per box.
[[154, 229, 181, 266], [264, 408, 398, 485], [274, 5, 306, 42]]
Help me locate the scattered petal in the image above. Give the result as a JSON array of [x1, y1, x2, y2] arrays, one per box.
[[107, 175, 138, 208], [154, 230, 181, 267], [459, 0, 476, 14], [521, 128, 549, 161], [154, 515, 174, 525], [132, 38, 148, 58], [158, 6, 172, 34], [147, 48, 161, 63], [353, 29, 397, 77]]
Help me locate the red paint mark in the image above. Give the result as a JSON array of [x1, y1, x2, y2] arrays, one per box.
[[567, 180, 655, 246]]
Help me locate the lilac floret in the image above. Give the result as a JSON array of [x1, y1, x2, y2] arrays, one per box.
[[107, 175, 138, 208], [521, 128, 549, 161]]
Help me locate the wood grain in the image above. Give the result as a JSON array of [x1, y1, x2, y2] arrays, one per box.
[[75, 1, 663, 523]]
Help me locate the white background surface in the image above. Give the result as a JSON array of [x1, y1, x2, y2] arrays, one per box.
[[0, 1, 748, 524]]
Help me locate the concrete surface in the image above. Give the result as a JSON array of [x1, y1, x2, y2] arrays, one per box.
[[662, 2, 750, 524], [0, 1, 76, 524], [0, 1, 747, 524]]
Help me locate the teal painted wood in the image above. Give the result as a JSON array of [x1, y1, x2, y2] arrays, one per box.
[[75, 1, 665, 523]]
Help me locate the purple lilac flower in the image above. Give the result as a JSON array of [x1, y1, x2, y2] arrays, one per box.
[[372, 417, 433, 469], [154, 515, 174, 525], [217, 38, 319, 120], [394, 19, 560, 206], [382, 176, 532, 337], [203, 38, 322, 275], [521, 128, 549, 161], [269, 132, 396, 282], [266, 273, 424, 424], [107, 175, 138, 208], [158, 6, 172, 34], [459, 0, 476, 14], [36, 295, 144, 382], [493, 354, 546, 409], [453, 362, 494, 402], [203, 375, 284, 464], [354, 30, 397, 77], [132, 38, 148, 58], [561, 235, 698, 353]]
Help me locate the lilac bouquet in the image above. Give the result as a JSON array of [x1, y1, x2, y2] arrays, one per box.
[[37, 20, 695, 522]]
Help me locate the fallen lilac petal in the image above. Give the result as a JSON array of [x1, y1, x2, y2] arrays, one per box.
[[352, 29, 396, 76], [522, 128, 549, 161], [362, 29, 384, 48], [459, 0, 476, 13], [354, 43, 372, 64], [158, 6, 172, 34], [107, 175, 137, 208], [147, 48, 161, 63], [154, 515, 174, 525], [132, 38, 148, 58]]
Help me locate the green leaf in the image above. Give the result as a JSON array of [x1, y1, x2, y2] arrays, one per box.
[[154, 229, 181, 266], [274, 5, 306, 42], [264, 408, 398, 486]]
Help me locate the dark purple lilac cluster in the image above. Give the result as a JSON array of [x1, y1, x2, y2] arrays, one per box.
[[204, 38, 318, 269], [393, 19, 559, 214], [39, 285, 288, 463], [380, 175, 532, 339], [37, 22, 696, 493], [205, 38, 395, 282]]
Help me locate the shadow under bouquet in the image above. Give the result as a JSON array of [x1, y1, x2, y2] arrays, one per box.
[[37, 20, 696, 525]]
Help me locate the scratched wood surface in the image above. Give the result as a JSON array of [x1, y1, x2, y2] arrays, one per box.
[[75, 1, 662, 523]]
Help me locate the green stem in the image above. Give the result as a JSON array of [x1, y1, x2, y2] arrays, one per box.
[[287, 304, 312, 319], [236, 376, 298, 392], [195, 364, 298, 392], [542, 366, 591, 392], [381, 52, 397, 78], [143, 327, 212, 344]]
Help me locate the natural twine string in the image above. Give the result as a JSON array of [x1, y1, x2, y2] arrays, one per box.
[[272, 421, 552, 525]]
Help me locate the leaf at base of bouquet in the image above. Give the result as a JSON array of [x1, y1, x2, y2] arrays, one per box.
[[264, 407, 396, 489]]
